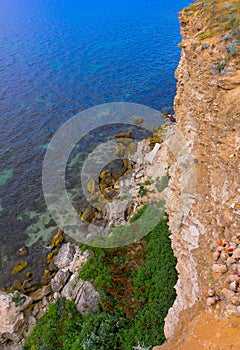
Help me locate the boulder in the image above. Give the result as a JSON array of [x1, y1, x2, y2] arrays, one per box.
[[106, 198, 131, 221], [51, 269, 70, 293], [0, 292, 31, 343], [53, 242, 75, 269], [61, 275, 99, 315], [75, 281, 99, 315]]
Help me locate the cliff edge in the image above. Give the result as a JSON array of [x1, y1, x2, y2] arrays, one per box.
[[155, 0, 240, 349]]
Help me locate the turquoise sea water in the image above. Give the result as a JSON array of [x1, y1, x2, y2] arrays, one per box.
[[0, 0, 191, 287]]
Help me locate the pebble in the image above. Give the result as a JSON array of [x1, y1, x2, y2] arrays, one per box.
[[212, 264, 228, 274], [206, 297, 215, 306], [207, 289, 215, 297], [232, 248, 240, 259], [213, 251, 220, 261], [226, 257, 236, 266], [236, 306, 240, 316], [230, 281, 238, 292]]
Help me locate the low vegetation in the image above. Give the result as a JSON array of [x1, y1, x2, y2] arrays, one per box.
[[23, 213, 177, 350]]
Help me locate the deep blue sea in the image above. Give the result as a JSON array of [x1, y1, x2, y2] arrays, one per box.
[[0, 0, 191, 288]]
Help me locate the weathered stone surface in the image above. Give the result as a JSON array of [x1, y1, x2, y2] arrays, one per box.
[[53, 242, 75, 269], [75, 281, 99, 314], [30, 285, 51, 301], [51, 269, 70, 293], [106, 198, 131, 221], [61, 275, 99, 315], [0, 292, 31, 343], [69, 247, 93, 274], [158, 1, 240, 343]]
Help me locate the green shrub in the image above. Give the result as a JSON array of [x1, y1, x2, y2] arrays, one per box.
[[23, 214, 177, 350], [199, 32, 214, 40]]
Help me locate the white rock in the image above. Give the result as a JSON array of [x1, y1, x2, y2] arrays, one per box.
[[144, 143, 161, 164], [230, 281, 238, 292], [54, 243, 75, 269], [69, 247, 93, 274]]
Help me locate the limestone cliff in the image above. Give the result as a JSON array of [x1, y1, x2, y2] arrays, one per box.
[[154, 0, 240, 349]]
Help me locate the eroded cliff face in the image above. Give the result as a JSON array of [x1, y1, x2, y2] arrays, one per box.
[[154, 0, 240, 349]]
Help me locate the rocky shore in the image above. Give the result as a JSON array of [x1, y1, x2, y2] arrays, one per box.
[[1, 1, 239, 349], [0, 124, 173, 349]]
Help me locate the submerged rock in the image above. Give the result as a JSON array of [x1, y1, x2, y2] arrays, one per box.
[[51, 229, 64, 250], [29, 285, 51, 302], [11, 262, 28, 275]]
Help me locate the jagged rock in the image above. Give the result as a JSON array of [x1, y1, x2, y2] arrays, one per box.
[[53, 243, 75, 269], [69, 247, 93, 274], [61, 275, 99, 315], [0, 292, 31, 343], [51, 269, 70, 293], [75, 281, 99, 314], [30, 285, 51, 301], [236, 306, 240, 316], [106, 198, 131, 222]]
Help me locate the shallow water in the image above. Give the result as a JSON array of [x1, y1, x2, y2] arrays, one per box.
[[0, 0, 192, 288]]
